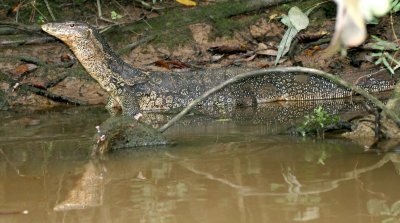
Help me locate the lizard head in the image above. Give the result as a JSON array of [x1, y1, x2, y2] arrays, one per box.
[[41, 22, 96, 47]]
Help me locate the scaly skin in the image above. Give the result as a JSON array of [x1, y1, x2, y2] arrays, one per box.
[[41, 22, 395, 115]]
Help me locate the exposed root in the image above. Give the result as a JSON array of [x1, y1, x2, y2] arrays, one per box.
[[343, 115, 400, 150]]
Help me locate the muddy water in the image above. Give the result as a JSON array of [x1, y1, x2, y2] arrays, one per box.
[[1, 101, 400, 223]]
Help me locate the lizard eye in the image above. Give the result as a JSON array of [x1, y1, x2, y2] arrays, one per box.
[[69, 23, 75, 28]]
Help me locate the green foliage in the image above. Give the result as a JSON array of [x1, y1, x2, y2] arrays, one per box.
[[391, 0, 400, 12], [111, 11, 122, 20], [37, 15, 46, 24], [274, 2, 324, 65], [369, 36, 400, 75], [275, 6, 310, 65], [297, 106, 340, 138]]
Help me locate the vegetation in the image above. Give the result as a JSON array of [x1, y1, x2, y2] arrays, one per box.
[[369, 36, 400, 75], [296, 106, 340, 138]]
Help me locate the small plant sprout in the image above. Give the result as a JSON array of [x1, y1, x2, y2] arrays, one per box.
[[111, 11, 122, 20], [297, 106, 340, 138]]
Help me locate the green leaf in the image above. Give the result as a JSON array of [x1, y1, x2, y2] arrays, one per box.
[[392, 0, 400, 12], [288, 6, 309, 31], [305, 5, 318, 16], [371, 35, 399, 51], [280, 15, 292, 27], [375, 57, 383, 65], [274, 6, 310, 65], [385, 53, 400, 66], [275, 27, 298, 65], [382, 57, 395, 74], [371, 52, 383, 57], [111, 11, 122, 20]]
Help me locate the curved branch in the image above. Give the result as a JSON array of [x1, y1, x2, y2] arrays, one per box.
[[158, 66, 400, 133]]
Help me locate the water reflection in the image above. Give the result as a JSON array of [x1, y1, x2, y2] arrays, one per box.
[[1, 100, 400, 223], [53, 161, 105, 211]]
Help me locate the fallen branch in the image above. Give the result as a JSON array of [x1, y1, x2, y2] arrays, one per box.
[[21, 84, 87, 106], [0, 55, 46, 66], [0, 22, 42, 33], [0, 36, 55, 47], [159, 66, 400, 133], [1, 71, 85, 106]]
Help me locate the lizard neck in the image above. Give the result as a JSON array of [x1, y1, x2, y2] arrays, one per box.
[[67, 30, 140, 98]]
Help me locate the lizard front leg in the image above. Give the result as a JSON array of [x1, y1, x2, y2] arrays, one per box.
[[105, 96, 121, 116], [120, 91, 141, 117]]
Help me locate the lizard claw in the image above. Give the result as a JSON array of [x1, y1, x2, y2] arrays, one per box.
[[134, 113, 143, 120]]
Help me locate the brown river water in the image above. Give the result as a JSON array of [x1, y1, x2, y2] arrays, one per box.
[[1, 100, 400, 223]]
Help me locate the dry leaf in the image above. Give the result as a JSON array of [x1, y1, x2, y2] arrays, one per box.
[[168, 60, 190, 69], [210, 54, 225, 62], [9, 64, 38, 79], [256, 43, 277, 56], [257, 49, 278, 56], [155, 60, 189, 69], [269, 13, 279, 21], [244, 54, 257, 61], [176, 0, 197, 7], [155, 60, 171, 69], [7, 2, 22, 16]]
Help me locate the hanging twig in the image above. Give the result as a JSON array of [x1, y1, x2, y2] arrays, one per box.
[[44, 0, 56, 21], [29, 0, 48, 23], [97, 0, 103, 19], [96, 0, 115, 24], [158, 66, 400, 133]]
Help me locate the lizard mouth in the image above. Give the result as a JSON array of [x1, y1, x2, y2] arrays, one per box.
[[41, 23, 55, 34]]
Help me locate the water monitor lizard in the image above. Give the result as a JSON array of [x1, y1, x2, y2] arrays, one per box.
[[41, 22, 395, 116]]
